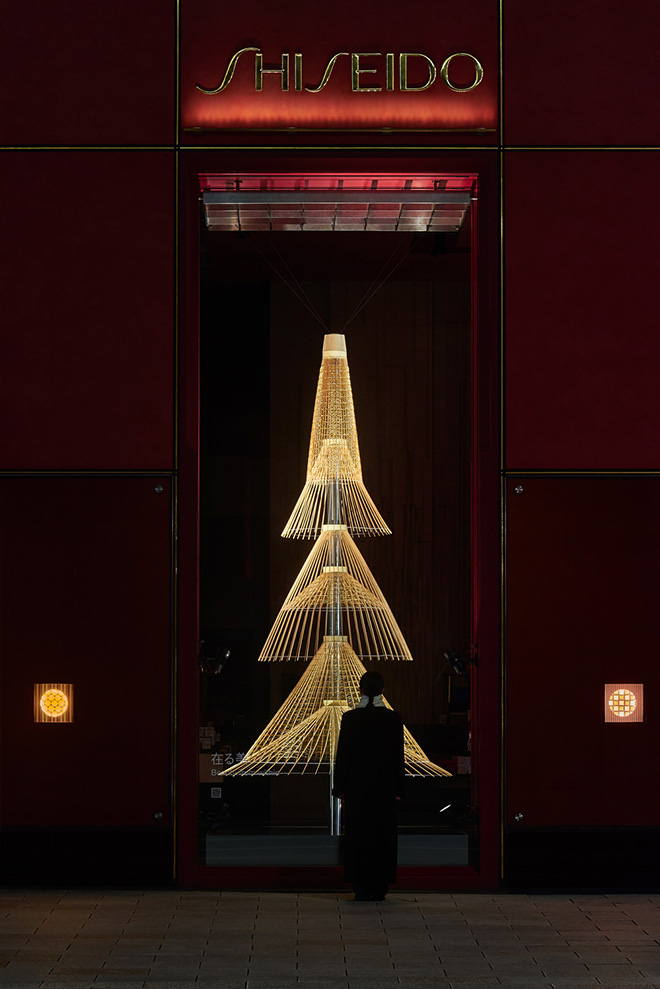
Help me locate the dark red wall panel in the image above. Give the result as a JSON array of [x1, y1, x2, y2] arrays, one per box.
[[0, 476, 172, 827], [505, 151, 660, 469], [0, 1, 175, 146], [506, 476, 660, 828], [503, 0, 660, 146], [0, 152, 174, 469]]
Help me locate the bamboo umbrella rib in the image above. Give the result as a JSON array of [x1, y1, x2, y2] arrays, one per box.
[[282, 480, 391, 539], [224, 702, 348, 777]]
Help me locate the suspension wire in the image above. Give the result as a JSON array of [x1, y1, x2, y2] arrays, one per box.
[[264, 233, 328, 330], [342, 234, 420, 330], [247, 231, 328, 331], [246, 226, 422, 335]]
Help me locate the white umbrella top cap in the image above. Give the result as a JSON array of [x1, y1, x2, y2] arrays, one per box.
[[323, 334, 347, 359]]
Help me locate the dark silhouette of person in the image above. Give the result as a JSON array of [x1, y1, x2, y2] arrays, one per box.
[[332, 671, 405, 901]]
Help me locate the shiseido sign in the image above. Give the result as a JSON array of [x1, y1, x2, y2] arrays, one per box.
[[197, 48, 484, 96], [182, 40, 497, 133]]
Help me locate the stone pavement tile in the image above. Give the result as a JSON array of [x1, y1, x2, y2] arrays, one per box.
[[443, 979, 501, 987], [489, 965, 544, 980], [87, 982, 147, 988], [146, 966, 200, 979], [291, 980, 350, 987], [439, 965, 496, 978], [630, 956, 660, 979], [437, 949, 488, 959], [298, 915, 343, 924], [202, 948, 252, 960], [615, 931, 660, 941], [0, 939, 29, 951], [584, 970, 650, 985], [592, 921, 645, 932], [98, 967, 151, 977], [25, 936, 76, 949], [479, 948, 537, 963], [343, 956, 396, 967], [392, 950, 442, 972], [249, 936, 297, 946], [538, 969, 597, 983], [475, 936, 529, 949], [393, 963, 446, 979], [0, 979, 48, 988], [0, 961, 55, 976], [107, 940, 160, 951], [245, 967, 298, 979], [244, 982, 303, 989], [102, 954, 157, 966], [535, 961, 592, 977], [344, 980, 401, 989], [297, 963, 348, 975], [390, 932, 438, 943], [485, 981, 548, 989], [297, 938, 344, 947], [341, 936, 388, 946], [574, 947, 632, 963], [389, 946, 439, 957], [344, 966, 398, 979], [40, 983, 106, 988], [195, 981, 247, 988], [395, 981, 453, 988], [199, 970, 249, 982], [154, 943, 208, 956]]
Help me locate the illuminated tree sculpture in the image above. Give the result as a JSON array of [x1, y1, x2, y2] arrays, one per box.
[[223, 334, 450, 831]]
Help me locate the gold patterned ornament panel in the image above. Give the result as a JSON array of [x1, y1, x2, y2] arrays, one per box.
[[34, 683, 74, 723], [604, 683, 644, 723]]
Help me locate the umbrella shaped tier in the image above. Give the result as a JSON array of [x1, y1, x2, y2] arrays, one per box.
[[224, 639, 450, 778], [260, 526, 412, 662], [282, 334, 390, 538]]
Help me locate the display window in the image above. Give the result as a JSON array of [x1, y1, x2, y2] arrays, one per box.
[[180, 160, 498, 886]]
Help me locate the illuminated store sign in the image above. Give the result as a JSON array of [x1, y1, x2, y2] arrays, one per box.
[[183, 40, 497, 132], [197, 49, 484, 95]]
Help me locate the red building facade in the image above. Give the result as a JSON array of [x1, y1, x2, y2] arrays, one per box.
[[1, 0, 659, 890]]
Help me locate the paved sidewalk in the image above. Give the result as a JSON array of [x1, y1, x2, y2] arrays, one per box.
[[1, 889, 660, 988]]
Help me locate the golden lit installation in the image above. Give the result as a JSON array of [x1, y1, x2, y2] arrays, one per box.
[[223, 334, 450, 831], [604, 683, 644, 723], [34, 683, 74, 723], [282, 334, 391, 538]]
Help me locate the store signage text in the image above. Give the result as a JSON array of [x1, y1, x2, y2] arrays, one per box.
[[197, 48, 484, 96]]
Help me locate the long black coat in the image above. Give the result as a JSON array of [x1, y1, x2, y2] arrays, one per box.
[[332, 704, 405, 886]]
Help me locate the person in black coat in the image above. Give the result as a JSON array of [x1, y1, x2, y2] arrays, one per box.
[[332, 671, 405, 901]]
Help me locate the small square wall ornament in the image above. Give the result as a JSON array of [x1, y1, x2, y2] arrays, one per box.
[[604, 683, 643, 723], [34, 683, 74, 723]]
